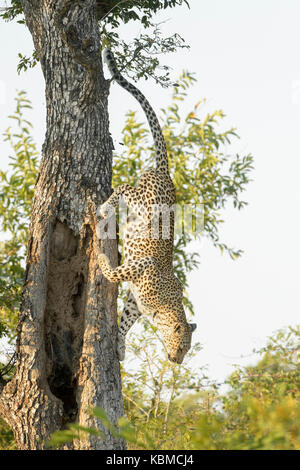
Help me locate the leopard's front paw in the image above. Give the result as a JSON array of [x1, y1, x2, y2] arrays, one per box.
[[98, 253, 109, 265], [98, 253, 111, 275]]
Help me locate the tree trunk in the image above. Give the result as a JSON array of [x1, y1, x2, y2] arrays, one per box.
[[0, 0, 125, 450]]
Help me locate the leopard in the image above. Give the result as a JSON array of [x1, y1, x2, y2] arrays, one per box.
[[98, 48, 197, 364]]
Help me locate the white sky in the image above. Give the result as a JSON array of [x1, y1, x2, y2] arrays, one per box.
[[0, 0, 299, 384]]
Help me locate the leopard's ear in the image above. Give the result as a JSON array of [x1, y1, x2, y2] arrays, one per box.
[[189, 323, 197, 332]]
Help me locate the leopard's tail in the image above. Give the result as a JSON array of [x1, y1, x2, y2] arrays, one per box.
[[103, 48, 168, 174]]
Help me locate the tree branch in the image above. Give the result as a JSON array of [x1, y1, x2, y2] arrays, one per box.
[[122, 393, 148, 417]]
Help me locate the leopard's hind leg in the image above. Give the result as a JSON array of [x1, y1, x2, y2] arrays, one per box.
[[117, 292, 142, 361]]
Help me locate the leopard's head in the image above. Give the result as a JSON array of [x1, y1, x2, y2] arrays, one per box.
[[162, 321, 197, 364]]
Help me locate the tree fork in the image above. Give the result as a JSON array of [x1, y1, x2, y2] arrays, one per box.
[[0, 0, 125, 449]]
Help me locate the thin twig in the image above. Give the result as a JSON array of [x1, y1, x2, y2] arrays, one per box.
[[98, 0, 129, 23], [122, 393, 148, 417]]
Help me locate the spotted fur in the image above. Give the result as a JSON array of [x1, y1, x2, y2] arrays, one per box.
[[99, 48, 196, 364]]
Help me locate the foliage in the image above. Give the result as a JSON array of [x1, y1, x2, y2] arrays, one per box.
[[1, 0, 190, 85], [0, 91, 31, 449], [46, 406, 154, 450], [46, 419, 103, 449], [101, 22, 189, 87], [16, 50, 38, 74], [0, 0, 23, 23], [0, 356, 16, 450], [0, 418, 16, 450], [190, 326, 300, 450], [0, 91, 39, 341]]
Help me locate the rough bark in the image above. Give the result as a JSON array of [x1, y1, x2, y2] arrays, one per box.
[[0, 0, 125, 450]]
